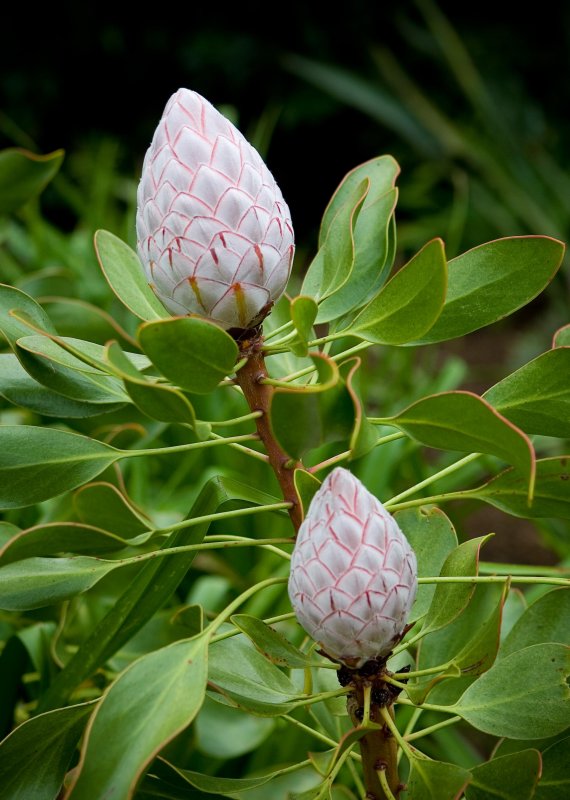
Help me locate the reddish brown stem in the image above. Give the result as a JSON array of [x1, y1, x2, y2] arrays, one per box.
[[236, 340, 303, 532], [348, 689, 400, 800]]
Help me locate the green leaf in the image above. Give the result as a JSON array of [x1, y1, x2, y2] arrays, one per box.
[[0, 284, 57, 347], [0, 701, 96, 800], [416, 236, 565, 343], [0, 426, 120, 509], [0, 522, 135, 565], [39, 476, 279, 711], [294, 470, 321, 520], [270, 354, 353, 459], [411, 583, 506, 705], [380, 391, 536, 500], [15, 336, 129, 405], [194, 697, 274, 758], [499, 588, 570, 659], [74, 481, 152, 537], [340, 357, 378, 460], [347, 238, 447, 344], [139, 317, 238, 394], [315, 157, 400, 320], [0, 148, 64, 215], [484, 348, 570, 438], [421, 535, 491, 636], [290, 296, 318, 357], [95, 230, 167, 321], [0, 353, 113, 418], [553, 324, 570, 348], [0, 556, 120, 610], [467, 456, 570, 519], [105, 340, 200, 428], [68, 635, 209, 800], [230, 614, 321, 668], [395, 507, 458, 622], [452, 644, 570, 738], [535, 737, 570, 799], [465, 750, 541, 800], [302, 179, 368, 308], [208, 635, 300, 716], [406, 758, 471, 800]]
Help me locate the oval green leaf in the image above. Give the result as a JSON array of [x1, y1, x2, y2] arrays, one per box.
[[95, 229, 167, 321], [348, 238, 447, 344], [0, 148, 64, 215], [139, 317, 238, 394], [416, 236, 565, 343], [465, 750, 542, 800], [0, 426, 120, 509]]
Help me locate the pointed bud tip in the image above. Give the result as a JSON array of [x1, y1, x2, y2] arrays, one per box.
[[136, 89, 294, 331]]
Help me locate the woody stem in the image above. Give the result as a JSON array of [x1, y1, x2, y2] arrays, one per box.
[[236, 339, 304, 532], [348, 688, 400, 800]]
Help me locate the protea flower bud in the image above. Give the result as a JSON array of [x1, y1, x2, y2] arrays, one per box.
[[288, 468, 417, 667], [136, 88, 294, 331]]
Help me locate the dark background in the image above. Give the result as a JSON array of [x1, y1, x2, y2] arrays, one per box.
[[2, 0, 569, 246]]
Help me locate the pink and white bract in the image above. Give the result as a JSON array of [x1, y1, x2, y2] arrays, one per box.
[[136, 88, 294, 330], [288, 468, 417, 667]]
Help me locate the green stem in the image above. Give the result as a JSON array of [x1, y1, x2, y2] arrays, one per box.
[[293, 687, 351, 708], [210, 611, 296, 644], [385, 491, 467, 512], [121, 434, 259, 459], [155, 501, 291, 536], [310, 433, 406, 474], [397, 697, 459, 715], [208, 431, 269, 463], [480, 561, 570, 577], [281, 341, 372, 382], [208, 411, 262, 427], [417, 575, 570, 586], [405, 716, 461, 742], [393, 663, 451, 679], [384, 453, 481, 506], [121, 537, 293, 570], [379, 706, 417, 762], [205, 576, 288, 636], [376, 767, 397, 800], [263, 320, 295, 341]]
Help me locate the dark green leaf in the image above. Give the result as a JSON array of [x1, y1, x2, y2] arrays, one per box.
[[0, 556, 119, 610], [95, 230, 167, 321], [466, 750, 541, 800], [380, 391, 535, 500], [270, 355, 353, 459], [553, 324, 570, 348], [416, 236, 565, 343], [347, 238, 447, 344], [0, 148, 64, 215], [105, 340, 200, 427], [500, 588, 570, 659], [0, 522, 134, 565], [421, 535, 491, 636], [74, 481, 152, 537], [535, 737, 570, 799], [194, 696, 274, 758], [290, 295, 318, 356], [453, 644, 570, 738], [0, 426, 120, 509], [0, 701, 95, 800], [39, 476, 279, 711], [484, 348, 570, 438], [395, 507, 458, 621], [140, 317, 238, 394], [209, 635, 300, 716], [0, 284, 57, 347], [68, 636, 208, 800], [0, 354, 112, 418], [406, 758, 471, 800], [467, 457, 570, 519], [231, 614, 321, 668], [294, 470, 321, 519]]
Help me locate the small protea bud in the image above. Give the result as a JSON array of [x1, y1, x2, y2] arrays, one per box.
[[288, 468, 417, 667], [136, 88, 294, 331]]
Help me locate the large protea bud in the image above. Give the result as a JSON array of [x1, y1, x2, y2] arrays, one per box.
[[288, 468, 417, 667], [136, 88, 294, 330]]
